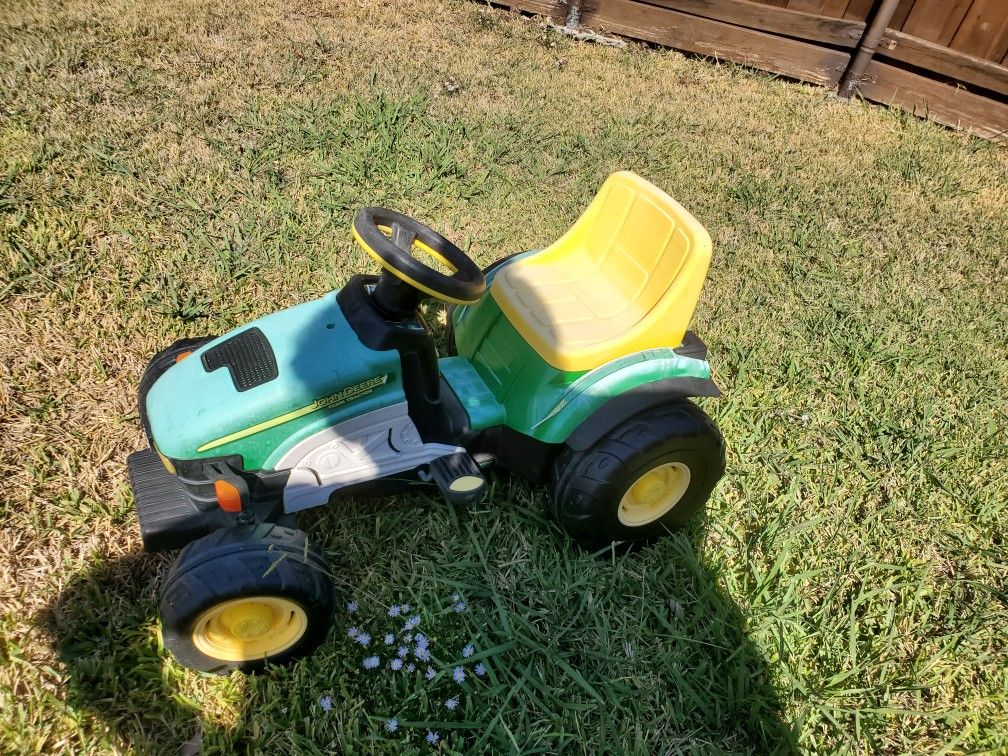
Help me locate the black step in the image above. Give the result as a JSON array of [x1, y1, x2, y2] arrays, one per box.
[[429, 452, 488, 506], [128, 449, 232, 552]]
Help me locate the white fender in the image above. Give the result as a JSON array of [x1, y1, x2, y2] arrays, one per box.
[[276, 403, 462, 512]]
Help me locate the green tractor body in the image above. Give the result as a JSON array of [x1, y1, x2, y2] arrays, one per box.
[[141, 267, 716, 530], [147, 292, 405, 470]]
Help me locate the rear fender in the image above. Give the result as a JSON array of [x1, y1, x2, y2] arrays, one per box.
[[563, 377, 719, 452], [526, 347, 718, 445]]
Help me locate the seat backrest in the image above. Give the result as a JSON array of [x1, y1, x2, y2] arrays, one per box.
[[571, 171, 705, 316]]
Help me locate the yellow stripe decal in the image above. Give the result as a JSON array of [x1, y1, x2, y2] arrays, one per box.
[[196, 374, 389, 453]]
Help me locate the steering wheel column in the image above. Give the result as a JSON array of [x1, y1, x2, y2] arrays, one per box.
[[371, 269, 421, 319], [340, 208, 486, 444]]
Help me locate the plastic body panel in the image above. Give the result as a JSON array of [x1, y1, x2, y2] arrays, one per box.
[[438, 356, 506, 431], [146, 292, 405, 470], [452, 288, 713, 444], [491, 171, 712, 372], [128, 449, 237, 551]]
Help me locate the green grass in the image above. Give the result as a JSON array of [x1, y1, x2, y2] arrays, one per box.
[[2, 0, 1007, 752]]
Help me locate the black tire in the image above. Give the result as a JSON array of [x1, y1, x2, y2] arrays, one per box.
[[138, 336, 214, 445], [551, 400, 725, 548], [159, 523, 335, 673]]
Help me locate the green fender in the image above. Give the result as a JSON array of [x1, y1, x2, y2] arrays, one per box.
[[524, 348, 716, 445]]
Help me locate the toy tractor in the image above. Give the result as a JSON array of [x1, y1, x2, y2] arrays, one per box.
[[128, 171, 726, 672]]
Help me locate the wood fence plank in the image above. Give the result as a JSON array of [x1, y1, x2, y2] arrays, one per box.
[[492, 0, 566, 22], [879, 27, 1008, 96], [859, 59, 1008, 139], [580, 0, 851, 84], [949, 0, 1008, 62], [842, 0, 876, 22], [820, 0, 852, 19], [888, 0, 915, 31], [640, 0, 865, 46], [900, 0, 971, 45], [787, 0, 827, 14]]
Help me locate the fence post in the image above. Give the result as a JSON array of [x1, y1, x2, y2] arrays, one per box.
[[837, 0, 902, 98]]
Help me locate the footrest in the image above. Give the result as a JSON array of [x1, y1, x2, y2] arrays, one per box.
[[128, 449, 231, 552], [429, 452, 487, 506]]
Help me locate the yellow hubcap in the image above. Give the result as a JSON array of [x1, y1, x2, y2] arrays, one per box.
[[192, 596, 308, 662], [618, 462, 691, 527]]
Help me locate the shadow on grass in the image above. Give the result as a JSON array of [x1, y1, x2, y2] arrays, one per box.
[[311, 484, 798, 753], [38, 552, 241, 753], [39, 508, 794, 753], [597, 526, 797, 753], [486, 491, 799, 753]]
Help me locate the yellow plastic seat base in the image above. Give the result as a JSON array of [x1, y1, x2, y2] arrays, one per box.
[[492, 171, 712, 372]]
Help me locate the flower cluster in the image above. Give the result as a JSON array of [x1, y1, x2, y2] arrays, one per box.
[[322, 592, 488, 746], [347, 627, 371, 646]]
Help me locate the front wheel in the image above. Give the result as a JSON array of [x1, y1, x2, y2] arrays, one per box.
[[159, 523, 335, 673], [551, 401, 725, 548]]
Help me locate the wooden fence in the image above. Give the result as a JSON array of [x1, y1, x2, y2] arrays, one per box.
[[498, 0, 1008, 140]]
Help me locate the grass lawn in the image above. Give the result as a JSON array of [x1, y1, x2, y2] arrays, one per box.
[[2, 0, 1007, 752]]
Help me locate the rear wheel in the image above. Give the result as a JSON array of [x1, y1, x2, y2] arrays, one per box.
[[159, 523, 335, 673], [551, 401, 725, 548]]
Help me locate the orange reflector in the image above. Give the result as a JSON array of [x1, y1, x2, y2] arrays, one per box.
[[175, 351, 192, 362], [214, 479, 243, 512]]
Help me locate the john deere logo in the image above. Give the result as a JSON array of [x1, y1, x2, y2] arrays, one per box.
[[312, 374, 389, 412], [196, 374, 391, 453]]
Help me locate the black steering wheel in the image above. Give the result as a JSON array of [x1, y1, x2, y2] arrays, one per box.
[[352, 208, 485, 314]]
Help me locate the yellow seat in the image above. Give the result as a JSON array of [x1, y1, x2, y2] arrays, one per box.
[[491, 171, 713, 372]]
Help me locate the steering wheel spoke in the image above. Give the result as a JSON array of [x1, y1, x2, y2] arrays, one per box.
[[390, 221, 417, 253]]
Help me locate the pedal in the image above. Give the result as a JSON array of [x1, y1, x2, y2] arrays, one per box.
[[429, 452, 488, 506]]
